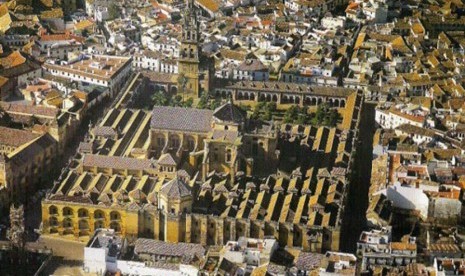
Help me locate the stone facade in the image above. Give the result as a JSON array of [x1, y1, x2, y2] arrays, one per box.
[[41, 90, 362, 254]]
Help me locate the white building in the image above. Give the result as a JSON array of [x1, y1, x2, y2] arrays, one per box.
[[321, 16, 346, 30], [385, 182, 429, 219], [429, 196, 462, 220], [85, 0, 112, 18], [43, 54, 132, 96], [84, 229, 201, 275], [116, 261, 199, 276], [0, 51, 42, 88], [395, 124, 437, 145], [46, 41, 83, 59], [222, 237, 278, 268], [95, 6, 110, 22], [375, 107, 426, 129], [319, 252, 357, 275], [356, 227, 391, 257], [233, 59, 269, 81], [83, 229, 123, 274], [0, 34, 30, 48], [133, 50, 178, 74], [357, 227, 417, 272], [345, 0, 387, 24]]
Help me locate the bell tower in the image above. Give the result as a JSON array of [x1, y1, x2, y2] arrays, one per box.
[[178, 0, 200, 98], [158, 177, 193, 242]]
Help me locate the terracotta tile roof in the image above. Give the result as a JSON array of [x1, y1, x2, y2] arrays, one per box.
[[92, 126, 118, 138], [151, 106, 213, 133], [0, 3, 8, 17], [0, 102, 59, 118], [43, 55, 131, 81], [237, 59, 268, 72], [40, 8, 63, 19], [388, 108, 425, 124], [0, 126, 40, 147], [160, 177, 192, 199], [213, 102, 246, 123], [0, 51, 26, 69], [135, 238, 205, 259], [40, 33, 85, 43], [345, 2, 359, 12], [396, 124, 436, 137], [196, 0, 220, 12], [391, 242, 416, 252], [40, 0, 53, 8], [211, 129, 239, 142], [428, 243, 461, 253], [82, 154, 156, 171], [8, 133, 56, 167], [219, 49, 247, 61], [158, 153, 177, 166], [0, 51, 41, 78], [74, 19, 95, 30], [0, 76, 8, 88]]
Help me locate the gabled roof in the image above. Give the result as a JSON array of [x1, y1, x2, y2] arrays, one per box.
[[0, 51, 26, 68], [0, 126, 40, 147], [151, 106, 213, 133], [158, 153, 177, 166]]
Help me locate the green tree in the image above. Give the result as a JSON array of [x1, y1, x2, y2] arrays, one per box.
[[309, 103, 340, 127], [183, 97, 194, 108], [238, 104, 251, 112], [328, 109, 340, 126], [170, 95, 183, 107], [283, 105, 299, 123], [314, 104, 326, 124], [252, 102, 266, 120], [294, 107, 310, 125], [209, 98, 222, 110], [151, 91, 169, 106], [261, 102, 277, 121], [197, 92, 209, 109]]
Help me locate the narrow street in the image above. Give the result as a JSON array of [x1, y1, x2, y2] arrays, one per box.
[[21, 92, 121, 241], [340, 102, 376, 253]]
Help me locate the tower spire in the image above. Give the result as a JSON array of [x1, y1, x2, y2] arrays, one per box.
[[178, 0, 201, 98], [186, 0, 195, 11]]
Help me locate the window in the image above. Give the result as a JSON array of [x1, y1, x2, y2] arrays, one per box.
[[170, 137, 180, 148], [157, 137, 165, 146], [187, 139, 195, 151], [226, 149, 232, 163]]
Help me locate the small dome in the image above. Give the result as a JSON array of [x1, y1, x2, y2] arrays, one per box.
[[213, 102, 246, 124], [160, 177, 192, 199]]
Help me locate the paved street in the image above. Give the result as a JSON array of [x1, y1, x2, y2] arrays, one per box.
[[37, 236, 91, 276], [340, 102, 376, 253]]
